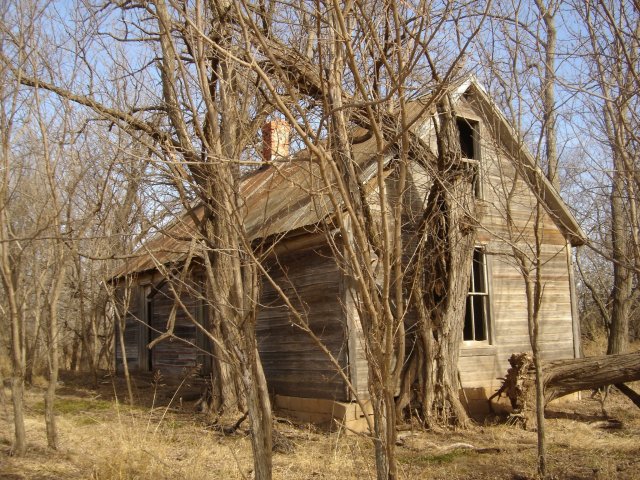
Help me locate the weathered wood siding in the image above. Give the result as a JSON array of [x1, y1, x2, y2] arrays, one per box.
[[344, 272, 370, 399], [115, 286, 142, 372], [148, 278, 202, 378], [456, 98, 576, 392], [258, 244, 349, 401], [115, 94, 578, 404], [115, 270, 210, 379]]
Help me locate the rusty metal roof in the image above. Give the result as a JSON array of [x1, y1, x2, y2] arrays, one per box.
[[110, 131, 382, 278]]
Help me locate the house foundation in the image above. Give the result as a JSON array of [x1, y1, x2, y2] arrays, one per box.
[[274, 395, 373, 433], [274, 388, 582, 433]]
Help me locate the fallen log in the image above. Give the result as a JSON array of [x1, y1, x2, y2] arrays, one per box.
[[490, 351, 640, 419], [542, 350, 640, 403]]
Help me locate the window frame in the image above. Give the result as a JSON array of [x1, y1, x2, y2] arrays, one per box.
[[462, 247, 493, 346], [456, 116, 483, 199]]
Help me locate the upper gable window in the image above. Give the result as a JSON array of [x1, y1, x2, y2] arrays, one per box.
[[456, 117, 482, 197], [457, 117, 479, 160]]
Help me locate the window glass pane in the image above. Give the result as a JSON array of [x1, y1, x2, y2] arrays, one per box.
[[464, 296, 473, 341], [472, 249, 485, 293], [473, 296, 487, 341], [464, 248, 489, 342]]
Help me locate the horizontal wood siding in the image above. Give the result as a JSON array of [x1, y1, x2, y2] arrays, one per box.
[[149, 278, 201, 378], [258, 245, 349, 401], [458, 96, 576, 391], [115, 286, 141, 372], [459, 243, 574, 390], [344, 273, 370, 399]]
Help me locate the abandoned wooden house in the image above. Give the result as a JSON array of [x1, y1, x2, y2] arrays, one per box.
[[111, 77, 585, 426]]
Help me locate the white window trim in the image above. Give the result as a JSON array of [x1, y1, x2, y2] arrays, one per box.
[[462, 247, 493, 347]]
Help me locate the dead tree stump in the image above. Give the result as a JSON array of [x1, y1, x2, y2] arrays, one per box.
[[488, 353, 535, 426]]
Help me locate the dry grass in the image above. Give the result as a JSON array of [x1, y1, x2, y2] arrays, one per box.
[[1, 371, 640, 479], [582, 333, 640, 357]]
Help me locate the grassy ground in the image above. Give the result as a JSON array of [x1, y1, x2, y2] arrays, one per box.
[[1, 359, 639, 479]]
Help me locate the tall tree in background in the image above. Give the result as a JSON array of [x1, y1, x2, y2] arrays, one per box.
[[1, 0, 147, 451], [534, 0, 559, 192], [0, 27, 27, 457], [572, 0, 640, 355]]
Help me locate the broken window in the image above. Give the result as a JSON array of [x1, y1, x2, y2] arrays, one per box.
[[464, 248, 490, 342], [456, 117, 482, 198]]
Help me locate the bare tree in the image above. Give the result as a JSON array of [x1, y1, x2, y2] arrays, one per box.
[[474, 2, 573, 474], [7, 1, 612, 479], [0, 0, 165, 453], [0, 0, 39, 452], [233, 2, 491, 477], [573, 0, 640, 356], [4, 0, 276, 475], [0, 39, 27, 458], [534, 0, 559, 192], [4, 1, 496, 477]]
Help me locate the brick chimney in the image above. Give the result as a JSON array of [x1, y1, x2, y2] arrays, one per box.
[[262, 119, 291, 162]]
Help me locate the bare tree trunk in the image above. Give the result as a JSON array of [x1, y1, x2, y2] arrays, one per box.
[[74, 254, 98, 384], [401, 97, 477, 428], [545, 351, 640, 403], [535, 0, 559, 192], [579, 1, 638, 356], [110, 284, 135, 406], [41, 243, 70, 450], [608, 165, 632, 355], [118, 313, 134, 405], [8, 292, 26, 456], [25, 269, 44, 385], [239, 336, 272, 480], [0, 248, 27, 454], [204, 312, 241, 415], [521, 258, 547, 476], [24, 306, 42, 385], [45, 266, 66, 450], [0, 75, 26, 455], [202, 205, 272, 479], [69, 333, 80, 371]]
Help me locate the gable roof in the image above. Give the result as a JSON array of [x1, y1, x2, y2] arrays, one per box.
[[456, 76, 585, 247], [111, 77, 585, 279]]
